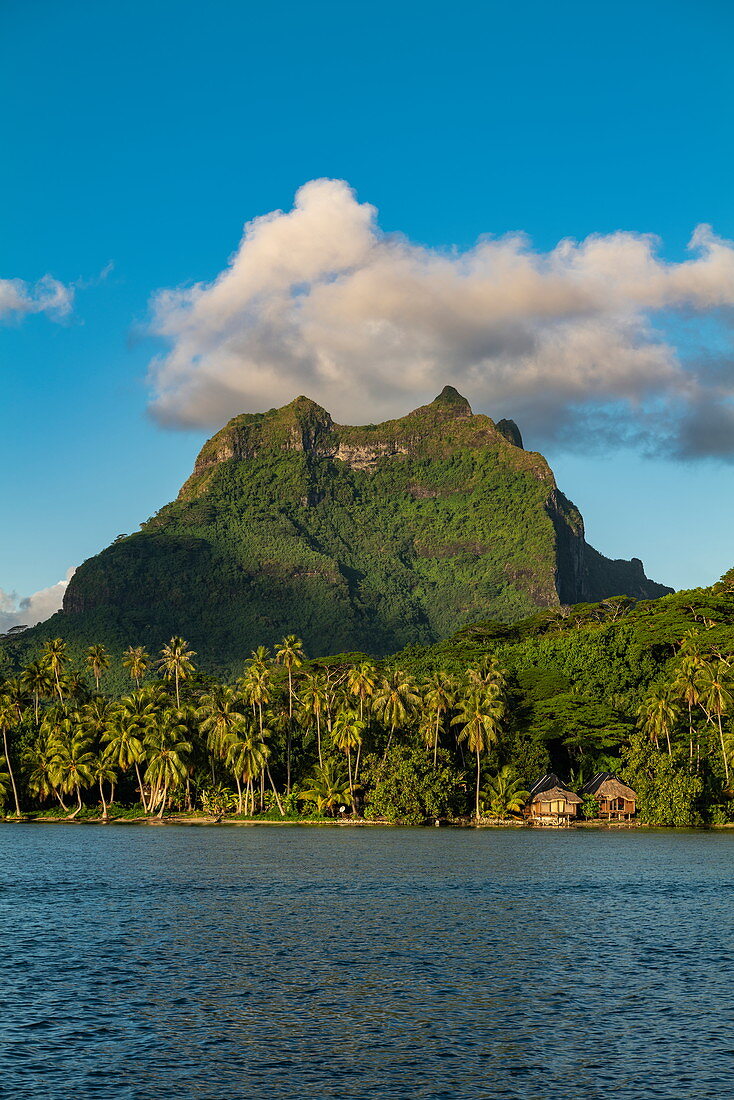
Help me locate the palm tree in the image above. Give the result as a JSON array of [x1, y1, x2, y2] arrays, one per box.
[[21, 661, 54, 724], [423, 673, 455, 767], [0, 694, 22, 817], [144, 718, 192, 818], [0, 756, 11, 815], [198, 685, 244, 774], [332, 709, 365, 808], [299, 760, 351, 817], [42, 638, 68, 705], [373, 670, 421, 755], [86, 644, 111, 692], [122, 645, 150, 688], [672, 649, 704, 766], [275, 635, 305, 793], [103, 710, 147, 809], [699, 660, 732, 785], [226, 730, 270, 815], [26, 731, 69, 810], [92, 754, 117, 819], [158, 637, 196, 708], [452, 686, 505, 820], [49, 722, 96, 816], [480, 766, 529, 819], [637, 689, 678, 757], [300, 672, 328, 766], [347, 662, 377, 724]]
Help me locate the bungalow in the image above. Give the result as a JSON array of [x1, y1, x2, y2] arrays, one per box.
[[580, 773, 638, 820], [525, 773, 582, 825]]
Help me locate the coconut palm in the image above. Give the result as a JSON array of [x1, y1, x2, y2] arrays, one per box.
[[25, 733, 68, 811], [86, 644, 111, 692], [198, 685, 244, 770], [158, 637, 196, 708], [672, 648, 705, 766], [452, 686, 505, 820], [275, 635, 305, 793], [347, 662, 377, 724], [480, 766, 529, 819], [699, 660, 732, 785], [637, 689, 678, 757], [122, 645, 150, 688], [373, 670, 421, 755], [144, 718, 192, 818], [21, 661, 54, 724], [103, 709, 147, 808], [300, 672, 328, 766], [299, 760, 351, 817], [0, 694, 21, 817], [423, 673, 455, 767], [0, 756, 11, 813], [332, 709, 365, 808], [42, 638, 68, 705], [226, 730, 270, 815], [49, 722, 96, 816], [92, 754, 117, 819]]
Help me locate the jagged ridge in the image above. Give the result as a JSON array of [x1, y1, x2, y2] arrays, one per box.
[[55, 387, 670, 669]]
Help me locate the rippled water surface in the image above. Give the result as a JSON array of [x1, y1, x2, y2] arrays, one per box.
[[1, 825, 733, 1098]]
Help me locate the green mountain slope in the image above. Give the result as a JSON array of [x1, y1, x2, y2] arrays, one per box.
[[9, 387, 670, 673]]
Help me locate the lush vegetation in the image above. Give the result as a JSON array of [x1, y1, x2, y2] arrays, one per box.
[[2, 567, 734, 826], [1, 391, 668, 680]]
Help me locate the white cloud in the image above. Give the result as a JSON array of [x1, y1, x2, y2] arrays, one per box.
[[0, 274, 74, 322], [147, 179, 734, 456], [0, 568, 75, 634]]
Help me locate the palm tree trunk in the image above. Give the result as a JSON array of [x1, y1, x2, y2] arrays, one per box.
[[135, 762, 147, 810], [718, 711, 729, 784], [316, 711, 323, 767], [347, 749, 354, 810], [287, 668, 293, 794], [433, 709, 441, 768], [2, 728, 21, 818], [234, 774, 243, 814], [266, 767, 285, 816], [99, 778, 108, 820], [158, 784, 167, 818], [475, 745, 481, 821], [355, 741, 362, 784]]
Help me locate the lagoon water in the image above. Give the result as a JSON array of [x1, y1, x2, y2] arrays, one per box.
[[1, 825, 732, 1099]]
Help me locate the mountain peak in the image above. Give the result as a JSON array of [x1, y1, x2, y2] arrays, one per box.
[[432, 385, 472, 414]]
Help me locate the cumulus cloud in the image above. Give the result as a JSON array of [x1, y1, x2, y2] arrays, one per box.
[[147, 179, 734, 457], [0, 274, 74, 323], [0, 569, 75, 634]]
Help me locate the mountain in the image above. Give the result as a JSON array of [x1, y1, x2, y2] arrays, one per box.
[[18, 387, 670, 672]]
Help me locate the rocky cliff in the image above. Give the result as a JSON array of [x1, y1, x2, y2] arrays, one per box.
[[57, 387, 669, 668]]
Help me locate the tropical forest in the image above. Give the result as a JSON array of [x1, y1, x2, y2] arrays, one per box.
[[3, 566, 734, 827]]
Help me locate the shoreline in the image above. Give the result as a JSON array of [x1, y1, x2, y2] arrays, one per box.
[[1, 812, 709, 830]]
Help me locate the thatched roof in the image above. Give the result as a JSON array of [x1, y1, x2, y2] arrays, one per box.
[[527, 773, 582, 806], [580, 772, 637, 801], [530, 785, 582, 806]]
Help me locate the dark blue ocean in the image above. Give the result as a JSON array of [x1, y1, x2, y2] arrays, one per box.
[[1, 824, 732, 1099]]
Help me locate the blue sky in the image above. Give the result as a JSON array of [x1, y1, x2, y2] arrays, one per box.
[[1, 0, 732, 622]]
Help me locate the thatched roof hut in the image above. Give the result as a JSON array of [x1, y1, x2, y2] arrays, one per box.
[[580, 772, 638, 818], [525, 773, 582, 822]]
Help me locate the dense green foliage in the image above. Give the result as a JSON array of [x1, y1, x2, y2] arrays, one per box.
[[0, 390, 668, 680], [2, 567, 734, 827]]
